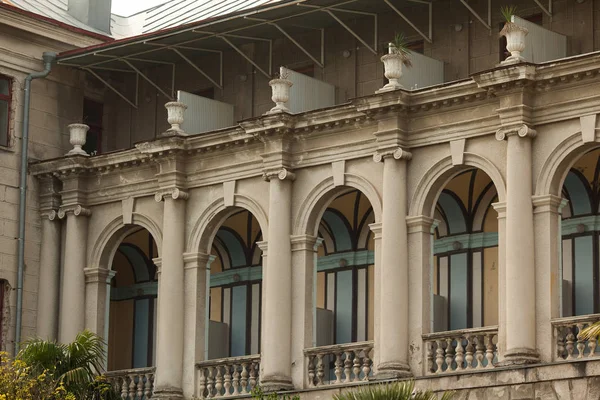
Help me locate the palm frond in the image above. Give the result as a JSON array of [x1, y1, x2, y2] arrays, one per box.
[[500, 5, 517, 23], [333, 381, 453, 400], [579, 321, 600, 340]]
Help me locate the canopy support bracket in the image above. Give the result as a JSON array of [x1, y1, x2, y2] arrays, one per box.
[[84, 68, 138, 109], [121, 59, 174, 101], [218, 35, 272, 79], [384, 0, 433, 43], [460, 0, 491, 31], [532, 0, 552, 17], [171, 48, 223, 89]]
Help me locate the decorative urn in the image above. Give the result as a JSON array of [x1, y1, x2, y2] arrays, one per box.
[[267, 67, 293, 114], [500, 21, 529, 64], [164, 101, 188, 135], [66, 123, 89, 156]]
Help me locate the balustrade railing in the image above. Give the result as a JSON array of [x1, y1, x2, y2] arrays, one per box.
[[304, 341, 373, 387], [105, 367, 155, 399], [423, 326, 498, 374], [553, 314, 600, 360], [196, 355, 260, 398]]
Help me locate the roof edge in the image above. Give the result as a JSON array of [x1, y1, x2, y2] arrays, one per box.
[[0, 3, 114, 42]]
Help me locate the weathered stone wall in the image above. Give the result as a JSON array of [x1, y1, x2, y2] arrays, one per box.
[[0, 12, 104, 351]]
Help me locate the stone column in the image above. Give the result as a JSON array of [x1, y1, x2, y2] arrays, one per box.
[[492, 202, 506, 362], [368, 223, 382, 373], [373, 148, 412, 378], [497, 125, 539, 364], [182, 252, 210, 398], [58, 205, 91, 343], [153, 188, 188, 399], [533, 195, 565, 362], [290, 235, 318, 388], [84, 267, 115, 341], [37, 210, 61, 340], [261, 168, 294, 391], [406, 216, 435, 375]]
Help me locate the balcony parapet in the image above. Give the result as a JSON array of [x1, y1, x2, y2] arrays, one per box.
[[196, 354, 260, 399], [105, 366, 155, 400], [304, 341, 373, 388], [552, 314, 600, 361], [422, 326, 498, 375]]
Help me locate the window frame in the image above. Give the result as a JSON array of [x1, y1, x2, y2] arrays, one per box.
[[0, 75, 13, 148]]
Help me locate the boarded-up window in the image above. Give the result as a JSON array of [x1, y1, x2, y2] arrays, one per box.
[[0, 76, 11, 147]]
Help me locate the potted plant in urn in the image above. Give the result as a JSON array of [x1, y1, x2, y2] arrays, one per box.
[[499, 5, 528, 64], [377, 32, 413, 93], [267, 66, 293, 114]]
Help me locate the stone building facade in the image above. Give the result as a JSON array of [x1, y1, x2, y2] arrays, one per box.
[[10, 0, 600, 399]]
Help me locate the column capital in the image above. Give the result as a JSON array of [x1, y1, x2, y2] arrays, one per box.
[[373, 147, 412, 163], [40, 209, 59, 221], [532, 194, 567, 215], [256, 240, 268, 256], [58, 204, 91, 219], [369, 222, 382, 239], [290, 234, 320, 252], [155, 187, 189, 202], [183, 252, 214, 269], [83, 267, 115, 284], [492, 201, 507, 219], [406, 215, 436, 233], [495, 124, 537, 141], [262, 168, 296, 182]]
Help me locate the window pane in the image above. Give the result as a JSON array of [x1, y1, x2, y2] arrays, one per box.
[[574, 236, 594, 316], [449, 253, 469, 330], [335, 270, 353, 344], [0, 79, 8, 96], [0, 100, 8, 147], [230, 285, 247, 357], [133, 298, 150, 368]]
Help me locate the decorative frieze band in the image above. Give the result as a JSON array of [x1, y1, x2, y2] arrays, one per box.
[[154, 187, 189, 202], [57, 204, 91, 219], [373, 148, 412, 163], [262, 168, 296, 182], [495, 124, 537, 141]]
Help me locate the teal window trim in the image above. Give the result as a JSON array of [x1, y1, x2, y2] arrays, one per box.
[[111, 281, 157, 301], [210, 265, 263, 287], [317, 250, 374, 272], [562, 215, 600, 235], [433, 232, 498, 254]]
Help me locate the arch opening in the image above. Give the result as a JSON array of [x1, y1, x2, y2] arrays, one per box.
[[107, 227, 159, 371], [431, 168, 499, 334], [560, 148, 600, 318], [207, 210, 263, 359]]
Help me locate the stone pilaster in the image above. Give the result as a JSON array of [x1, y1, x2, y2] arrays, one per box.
[[153, 188, 188, 400], [83, 267, 115, 357], [373, 148, 412, 378], [58, 204, 91, 343], [37, 209, 61, 341], [406, 215, 435, 375], [496, 124, 539, 365], [368, 222, 382, 373], [182, 252, 212, 398], [260, 168, 295, 391], [290, 235, 319, 388], [492, 202, 506, 362]]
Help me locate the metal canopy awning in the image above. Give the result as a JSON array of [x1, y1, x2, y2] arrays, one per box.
[[57, 0, 433, 106]]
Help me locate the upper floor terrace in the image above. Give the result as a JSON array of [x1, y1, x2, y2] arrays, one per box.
[[52, 0, 600, 156]]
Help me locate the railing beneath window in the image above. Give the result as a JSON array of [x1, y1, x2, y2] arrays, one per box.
[[304, 341, 373, 387], [423, 326, 498, 374], [105, 367, 155, 399], [196, 355, 260, 398], [553, 314, 600, 361]]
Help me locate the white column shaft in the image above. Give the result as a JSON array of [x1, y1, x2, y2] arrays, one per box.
[[504, 135, 537, 361], [261, 177, 293, 389], [59, 214, 87, 343], [154, 197, 186, 395], [37, 216, 61, 340], [378, 157, 410, 376]]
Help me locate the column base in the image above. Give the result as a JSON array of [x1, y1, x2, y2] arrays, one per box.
[[374, 362, 412, 380], [496, 348, 539, 367], [260, 374, 294, 392], [152, 387, 184, 400]]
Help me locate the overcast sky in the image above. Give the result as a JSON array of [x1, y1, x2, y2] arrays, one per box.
[[111, 0, 167, 16]]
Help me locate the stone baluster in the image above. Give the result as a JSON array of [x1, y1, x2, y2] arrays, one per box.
[[475, 336, 485, 368], [352, 351, 361, 381], [445, 338, 454, 371], [145, 372, 154, 399], [223, 365, 232, 396], [232, 364, 240, 395], [334, 352, 343, 383], [465, 336, 474, 369], [566, 330, 576, 360], [120, 376, 128, 399], [198, 370, 207, 399], [589, 335, 597, 357], [307, 356, 316, 387], [249, 362, 258, 390], [362, 347, 372, 380], [455, 338, 465, 370], [486, 334, 495, 368], [426, 343, 434, 373], [556, 327, 566, 359], [240, 363, 249, 394], [136, 373, 144, 399], [215, 366, 223, 397], [128, 374, 136, 399], [316, 354, 325, 386], [435, 340, 445, 373], [577, 323, 586, 358], [206, 367, 215, 398], [344, 351, 353, 382]]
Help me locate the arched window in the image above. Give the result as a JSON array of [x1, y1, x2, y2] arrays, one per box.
[[433, 169, 499, 332], [315, 190, 375, 345], [561, 148, 600, 317]]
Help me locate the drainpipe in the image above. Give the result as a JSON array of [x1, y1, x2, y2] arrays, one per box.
[[15, 52, 56, 354]]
